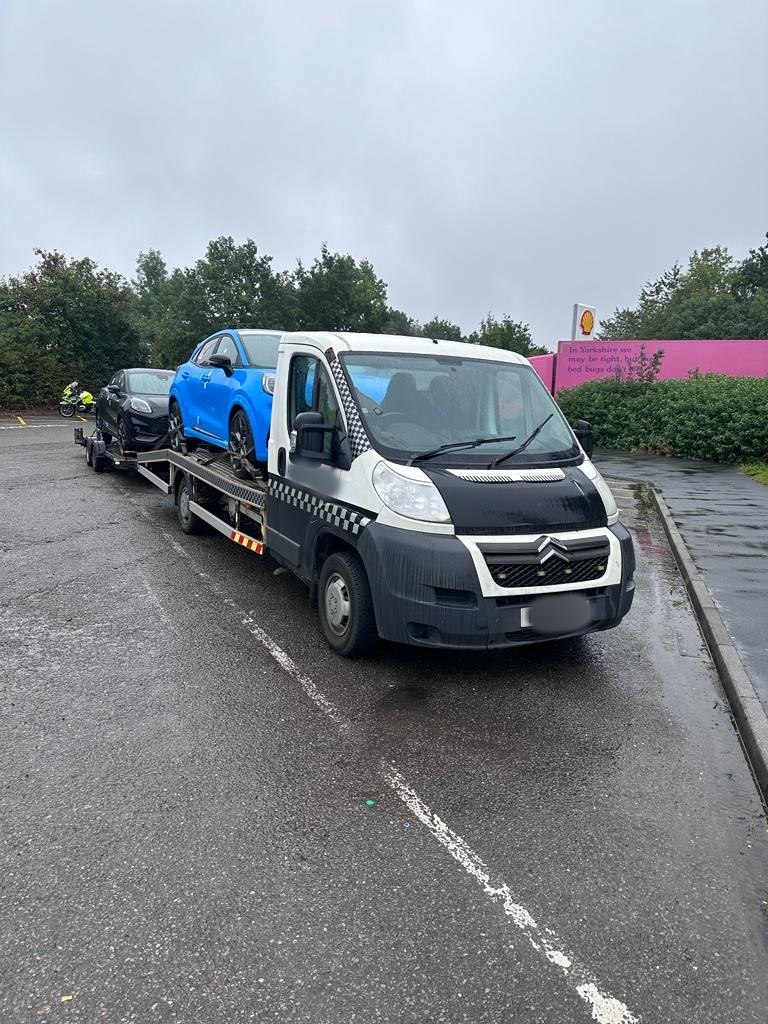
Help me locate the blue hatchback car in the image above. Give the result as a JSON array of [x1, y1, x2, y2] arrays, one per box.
[[169, 329, 282, 478]]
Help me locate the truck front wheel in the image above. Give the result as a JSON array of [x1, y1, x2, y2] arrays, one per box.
[[318, 551, 376, 657]]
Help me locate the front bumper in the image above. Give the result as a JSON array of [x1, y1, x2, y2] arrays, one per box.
[[126, 413, 169, 451], [358, 522, 635, 649]]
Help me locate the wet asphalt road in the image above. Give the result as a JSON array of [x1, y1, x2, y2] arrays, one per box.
[[595, 450, 768, 713], [2, 416, 768, 1024]]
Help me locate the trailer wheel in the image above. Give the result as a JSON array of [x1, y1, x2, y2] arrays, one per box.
[[318, 551, 376, 657], [177, 477, 203, 535], [85, 441, 94, 467]]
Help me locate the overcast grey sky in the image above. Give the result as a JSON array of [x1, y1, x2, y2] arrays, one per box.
[[2, 0, 767, 348]]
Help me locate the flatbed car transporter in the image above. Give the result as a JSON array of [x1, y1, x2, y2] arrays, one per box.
[[75, 332, 636, 656]]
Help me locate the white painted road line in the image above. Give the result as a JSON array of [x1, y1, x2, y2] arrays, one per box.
[[116, 486, 641, 1024], [384, 765, 639, 1024], [0, 422, 65, 430]]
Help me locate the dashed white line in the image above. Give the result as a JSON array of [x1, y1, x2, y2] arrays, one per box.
[[118, 483, 641, 1024]]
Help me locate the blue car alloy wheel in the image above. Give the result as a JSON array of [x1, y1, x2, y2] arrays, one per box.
[[169, 328, 280, 478]]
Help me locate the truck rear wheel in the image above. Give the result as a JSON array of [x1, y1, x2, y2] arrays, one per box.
[[318, 551, 376, 657], [177, 476, 203, 535]]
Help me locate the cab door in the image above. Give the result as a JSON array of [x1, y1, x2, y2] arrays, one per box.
[[268, 350, 345, 570]]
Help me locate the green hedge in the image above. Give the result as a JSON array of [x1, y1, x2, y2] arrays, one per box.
[[556, 375, 768, 463]]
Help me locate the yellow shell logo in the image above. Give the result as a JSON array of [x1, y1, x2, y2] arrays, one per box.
[[579, 309, 595, 336]]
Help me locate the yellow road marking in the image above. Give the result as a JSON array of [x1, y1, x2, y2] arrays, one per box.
[[78, 415, 87, 422], [16, 415, 26, 425]]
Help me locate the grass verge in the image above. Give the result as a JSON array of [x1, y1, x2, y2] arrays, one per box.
[[740, 462, 768, 486]]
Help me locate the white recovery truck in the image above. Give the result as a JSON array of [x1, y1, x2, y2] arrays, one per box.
[[76, 332, 635, 656]]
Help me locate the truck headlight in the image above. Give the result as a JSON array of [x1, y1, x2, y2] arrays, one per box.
[[580, 460, 618, 520], [129, 398, 153, 414], [373, 462, 451, 523]]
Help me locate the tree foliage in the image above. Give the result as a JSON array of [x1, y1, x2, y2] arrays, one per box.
[[599, 238, 768, 340], [468, 314, 548, 356], [0, 250, 146, 405], [0, 235, 546, 406]]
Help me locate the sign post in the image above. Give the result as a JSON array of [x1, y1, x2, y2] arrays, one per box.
[[571, 303, 597, 341]]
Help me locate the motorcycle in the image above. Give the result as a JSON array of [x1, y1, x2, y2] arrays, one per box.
[[58, 380, 97, 418]]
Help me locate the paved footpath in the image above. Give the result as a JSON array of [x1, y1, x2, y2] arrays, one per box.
[[596, 450, 768, 714]]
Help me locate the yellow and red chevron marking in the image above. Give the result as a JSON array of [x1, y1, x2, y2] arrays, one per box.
[[229, 530, 264, 554]]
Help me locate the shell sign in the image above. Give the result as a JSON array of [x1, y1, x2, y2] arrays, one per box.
[[571, 303, 597, 340], [579, 308, 595, 336]]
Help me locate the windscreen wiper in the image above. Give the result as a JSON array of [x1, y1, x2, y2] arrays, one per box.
[[491, 414, 554, 467], [407, 435, 518, 466]]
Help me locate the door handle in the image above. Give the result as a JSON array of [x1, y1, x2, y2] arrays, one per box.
[[278, 447, 286, 475], [181, 371, 190, 379]]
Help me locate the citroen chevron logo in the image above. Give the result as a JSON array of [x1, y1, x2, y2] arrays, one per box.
[[536, 537, 570, 565]]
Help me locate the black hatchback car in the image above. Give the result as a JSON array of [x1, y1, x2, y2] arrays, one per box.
[[96, 368, 175, 451]]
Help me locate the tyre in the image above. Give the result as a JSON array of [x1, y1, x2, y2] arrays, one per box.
[[229, 409, 257, 479], [96, 411, 112, 446], [169, 401, 197, 454], [317, 551, 376, 657], [176, 476, 203, 535], [117, 417, 131, 453], [85, 441, 94, 467], [59, 402, 75, 418]]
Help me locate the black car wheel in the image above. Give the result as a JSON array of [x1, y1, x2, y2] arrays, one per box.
[[229, 409, 257, 480], [169, 401, 196, 454], [97, 410, 112, 446], [317, 552, 376, 657], [117, 417, 130, 453]]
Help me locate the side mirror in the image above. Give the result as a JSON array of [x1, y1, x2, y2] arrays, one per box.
[[573, 419, 594, 457], [208, 352, 233, 376], [292, 411, 335, 461], [107, 384, 120, 394]]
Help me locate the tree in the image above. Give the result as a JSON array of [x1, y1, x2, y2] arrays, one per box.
[[384, 308, 419, 336], [420, 317, 464, 341], [0, 249, 146, 404], [599, 236, 768, 340], [295, 245, 390, 332], [468, 313, 545, 355]]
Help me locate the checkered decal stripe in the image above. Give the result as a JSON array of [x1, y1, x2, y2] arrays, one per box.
[[269, 480, 373, 536], [327, 354, 371, 460]]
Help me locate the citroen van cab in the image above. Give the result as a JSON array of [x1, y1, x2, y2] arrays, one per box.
[[264, 333, 635, 654]]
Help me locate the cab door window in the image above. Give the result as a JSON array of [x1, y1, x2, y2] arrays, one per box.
[[288, 355, 340, 458]]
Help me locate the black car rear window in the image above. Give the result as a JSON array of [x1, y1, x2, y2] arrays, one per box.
[[128, 371, 174, 395], [239, 332, 281, 368]]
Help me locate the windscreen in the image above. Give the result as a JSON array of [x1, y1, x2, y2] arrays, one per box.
[[239, 332, 282, 368], [127, 371, 174, 395], [340, 353, 578, 464]]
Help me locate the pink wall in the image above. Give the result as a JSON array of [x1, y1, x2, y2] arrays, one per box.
[[529, 353, 555, 391], [552, 339, 768, 393]]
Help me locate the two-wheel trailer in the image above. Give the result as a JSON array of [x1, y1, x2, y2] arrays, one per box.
[[74, 425, 267, 556]]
